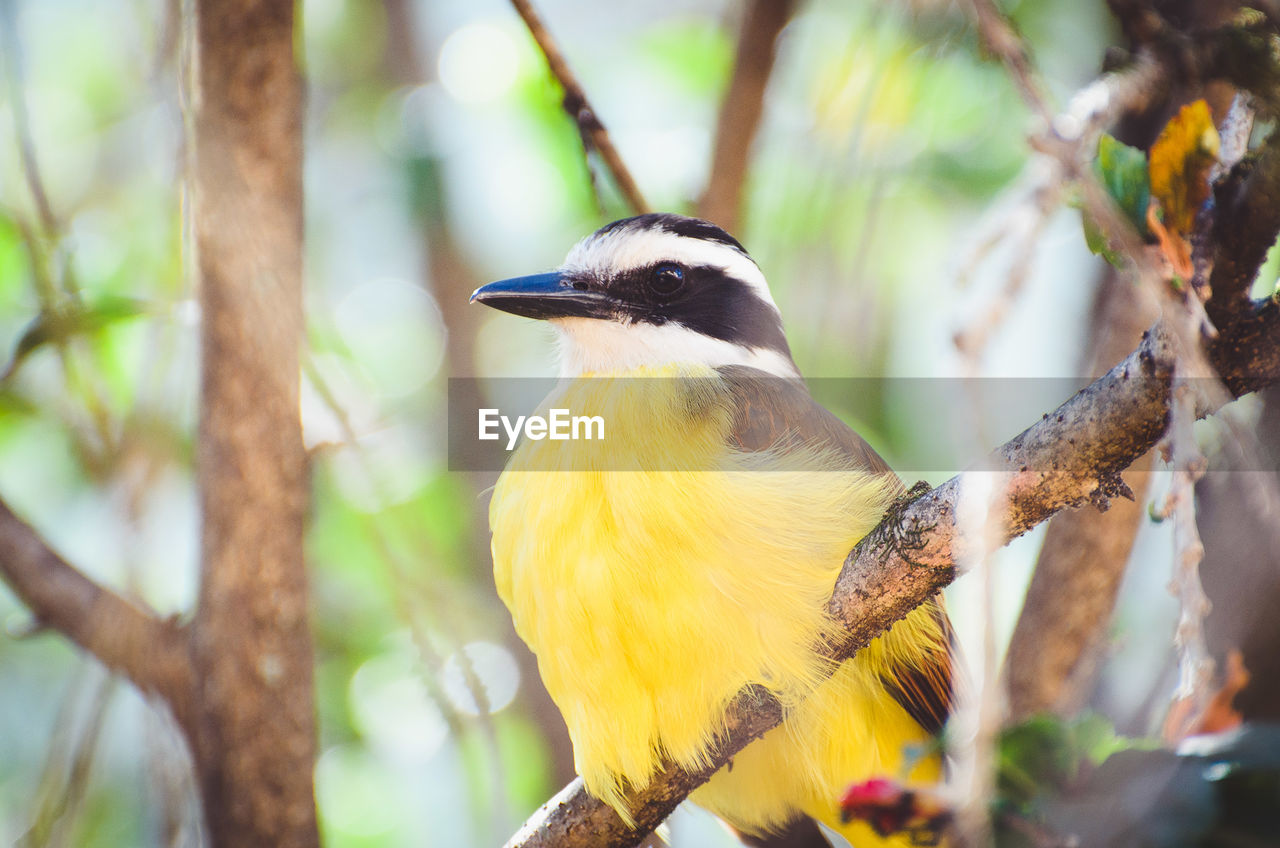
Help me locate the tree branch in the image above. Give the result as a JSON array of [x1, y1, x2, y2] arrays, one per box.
[[506, 298, 1279, 848], [509, 0, 649, 215], [697, 0, 796, 231], [960, 0, 1054, 126], [0, 498, 192, 719]]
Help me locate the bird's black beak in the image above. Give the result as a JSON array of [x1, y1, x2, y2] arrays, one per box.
[[470, 271, 613, 321]]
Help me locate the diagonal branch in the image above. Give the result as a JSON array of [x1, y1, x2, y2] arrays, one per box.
[[697, 0, 797, 231], [506, 297, 1280, 848], [509, 0, 649, 215], [0, 497, 193, 721]]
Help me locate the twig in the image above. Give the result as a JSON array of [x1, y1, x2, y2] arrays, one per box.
[[20, 671, 117, 848], [1, 4, 120, 469], [952, 177, 1058, 359], [1154, 99, 1280, 741], [1039, 50, 1164, 151], [1000, 18, 1226, 715], [509, 0, 649, 215], [305, 356, 512, 834], [697, 0, 796, 231], [954, 52, 1165, 364], [950, 54, 1158, 752], [1017, 51, 1166, 296], [1156, 373, 1214, 741], [19, 665, 105, 848], [960, 0, 1055, 127], [0, 497, 193, 719], [381, 0, 579, 792]]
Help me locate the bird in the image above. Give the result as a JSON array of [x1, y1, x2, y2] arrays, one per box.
[[471, 213, 953, 847]]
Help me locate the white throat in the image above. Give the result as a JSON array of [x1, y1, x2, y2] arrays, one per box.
[[553, 318, 800, 379]]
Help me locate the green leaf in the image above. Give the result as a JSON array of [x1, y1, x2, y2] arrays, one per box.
[[1095, 133, 1151, 235], [998, 715, 1075, 811], [1, 295, 148, 381], [997, 712, 1150, 811], [1072, 711, 1142, 766], [1082, 212, 1125, 268]]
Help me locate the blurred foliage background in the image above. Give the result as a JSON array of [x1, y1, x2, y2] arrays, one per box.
[[0, 0, 1213, 845]]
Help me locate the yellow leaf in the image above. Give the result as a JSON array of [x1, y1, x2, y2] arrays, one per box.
[[1148, 99, 1220, 237]]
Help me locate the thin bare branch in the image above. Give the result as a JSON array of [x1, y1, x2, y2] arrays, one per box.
[[509, 0, 649, 215], [959, 0, 1054, 126], [953, 51, 1165, 367], [0, 497, 192, 714], [1158, 375, 1214, 741], [19, 670, 117, 848], [952, 179, 1058, 359], [697, 0, 797, 231]]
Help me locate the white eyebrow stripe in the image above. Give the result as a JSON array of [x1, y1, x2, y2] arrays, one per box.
[[563, 228, 779, 309]]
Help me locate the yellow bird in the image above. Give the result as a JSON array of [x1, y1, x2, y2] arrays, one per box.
[[472, 214, 953, 847]]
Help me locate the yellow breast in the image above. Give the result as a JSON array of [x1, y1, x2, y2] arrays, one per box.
[[490, 363, 940, 835]]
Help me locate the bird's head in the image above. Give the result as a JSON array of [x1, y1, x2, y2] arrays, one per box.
[[470, 213, 799, 378]]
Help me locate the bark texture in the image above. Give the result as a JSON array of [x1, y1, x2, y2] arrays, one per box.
[[190, 1, 317, 844], [0, 500, 192, 720]]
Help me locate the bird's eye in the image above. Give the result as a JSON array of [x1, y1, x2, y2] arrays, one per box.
[[649, 263, 685, 296]]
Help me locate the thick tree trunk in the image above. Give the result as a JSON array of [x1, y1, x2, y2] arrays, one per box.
[[190, 1, 318, 844]]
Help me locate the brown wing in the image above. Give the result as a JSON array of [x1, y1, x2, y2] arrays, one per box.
[[716, 365, 955, 736], [717, 366, 897, 478]]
